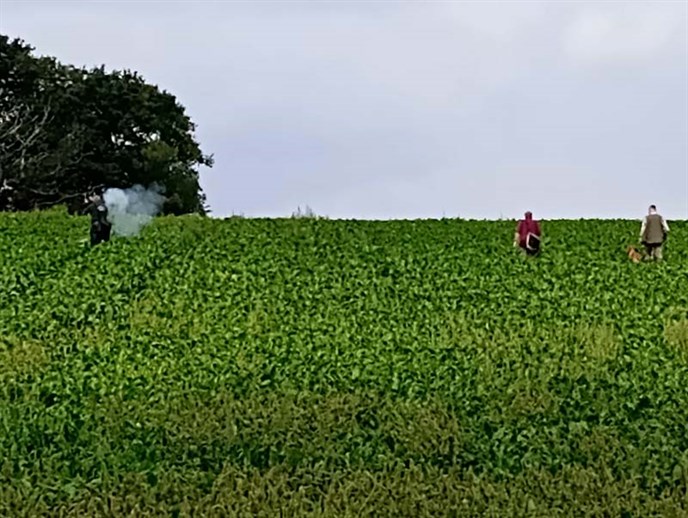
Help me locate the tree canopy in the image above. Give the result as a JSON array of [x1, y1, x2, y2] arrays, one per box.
[[0, 35, 213, 214]]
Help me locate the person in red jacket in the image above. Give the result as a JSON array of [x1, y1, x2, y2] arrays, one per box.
[[514, 211, 541, 256]]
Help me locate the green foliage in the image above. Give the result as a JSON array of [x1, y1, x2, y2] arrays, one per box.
[[0, 34, 212, 214], [1, 214, 687, 515]]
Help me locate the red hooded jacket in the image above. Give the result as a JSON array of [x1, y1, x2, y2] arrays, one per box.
[[517, 212, 540, 248]]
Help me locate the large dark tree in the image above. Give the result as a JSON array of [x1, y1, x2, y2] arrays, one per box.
[[0, 35, 213, 214]]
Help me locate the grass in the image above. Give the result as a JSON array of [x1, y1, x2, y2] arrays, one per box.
[[0, 209, 687, 515]]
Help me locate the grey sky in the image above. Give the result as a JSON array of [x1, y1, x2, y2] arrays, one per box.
[[1, 0, 687, 219]]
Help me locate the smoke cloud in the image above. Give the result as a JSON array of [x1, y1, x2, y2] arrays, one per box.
[[103, 184, 165, 237]]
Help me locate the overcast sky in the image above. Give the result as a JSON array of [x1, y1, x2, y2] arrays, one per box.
[[2, 0, 687, 219]]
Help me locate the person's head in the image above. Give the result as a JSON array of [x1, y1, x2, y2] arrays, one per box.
[[88, 187, 105, 203], [89, 193, 104, 206], [524, 211, 533, 221], [649, 204, 657, 214]]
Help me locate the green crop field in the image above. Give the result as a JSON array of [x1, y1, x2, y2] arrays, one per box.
[[1, 208, 687, 516]]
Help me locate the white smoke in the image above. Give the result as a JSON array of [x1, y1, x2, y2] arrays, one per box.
[[103, 184, 165, 237]]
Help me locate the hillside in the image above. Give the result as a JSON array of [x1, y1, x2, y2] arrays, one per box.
[[1, 209, 687, 516]]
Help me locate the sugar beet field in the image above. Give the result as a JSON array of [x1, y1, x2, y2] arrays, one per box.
[[1, 209, 688, 516]]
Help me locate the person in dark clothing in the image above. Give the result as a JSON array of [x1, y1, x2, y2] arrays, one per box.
[[640, 204, 669, 261], [84, 191, 112, 246], [514, 211, 541, 256]]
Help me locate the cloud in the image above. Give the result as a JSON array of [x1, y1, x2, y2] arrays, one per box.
[[563, 3, 685, 64], [1, 1, 686, 219], [443, 1, 548, 42]]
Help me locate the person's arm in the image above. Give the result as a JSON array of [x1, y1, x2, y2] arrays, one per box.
[[662, 217, 669, 233], [514, 221, 521, 246], [640, 217, 647, 239]]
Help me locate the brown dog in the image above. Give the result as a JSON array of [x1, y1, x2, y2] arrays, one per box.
[[627, 245, 643, 263]]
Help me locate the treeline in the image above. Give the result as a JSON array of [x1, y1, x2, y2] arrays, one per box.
[[0, 35, 213, 214]]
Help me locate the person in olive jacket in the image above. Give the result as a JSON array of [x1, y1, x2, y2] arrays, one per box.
[[640, 204, 669, 261]]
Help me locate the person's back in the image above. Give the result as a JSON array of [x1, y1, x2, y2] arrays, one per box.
[[642, 213, 665, 244]]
